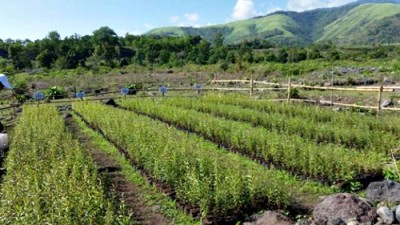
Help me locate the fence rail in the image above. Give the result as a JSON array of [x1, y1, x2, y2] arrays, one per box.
[[211, 79, 400, 114], [1, 79, 398, 114]]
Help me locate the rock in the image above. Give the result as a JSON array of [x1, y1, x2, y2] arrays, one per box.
[[313, 193, 376, 225], [395, 206, 400, 223], [330, 218, 346, 225], [381, 99, 393, 108], [383, 77, 394, 85], [103, 99, 118, 107], [367, 180, 400, 204], [359, 222, 372, 225], [56, 104, 72, 112], [347, 220, 359, 225], [247, 211, 294, 225], [376, 207, 394, 224], [319, 99, 333, 106], [63, 113, 72, 119], [328, 218, 346, 225], [0, 133, 8, 157], [296, 220, 310, 225], [375, 217, 384, 225]]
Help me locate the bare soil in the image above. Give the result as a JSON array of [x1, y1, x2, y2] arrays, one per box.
[[65, 116, 170, 225]]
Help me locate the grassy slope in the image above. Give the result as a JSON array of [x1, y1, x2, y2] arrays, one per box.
[[147, 14, 299, 44], [320, 3, 400, 42], [146, 26, 188, 36], [147, 3, 400, 46], [213, 14, 298, 43]]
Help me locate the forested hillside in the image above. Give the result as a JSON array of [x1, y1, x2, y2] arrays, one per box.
[[1, 25, 400, 76]]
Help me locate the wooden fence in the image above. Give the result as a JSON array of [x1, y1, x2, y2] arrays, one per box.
[[0, 79, 399, 114], [211, 79, 400, 113]]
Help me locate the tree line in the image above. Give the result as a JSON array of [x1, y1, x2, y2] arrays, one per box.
[[0, 26, 396, 75]]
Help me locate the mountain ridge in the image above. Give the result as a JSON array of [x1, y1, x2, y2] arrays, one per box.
[[146, 0, 400, 46]]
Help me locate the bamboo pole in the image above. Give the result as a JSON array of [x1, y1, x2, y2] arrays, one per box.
[[250, 79, 254, 96], [377, 85, 383, 116], [211, 79, 251, 84], [330, 72, 334, 106], [287, 77, 291, 104]]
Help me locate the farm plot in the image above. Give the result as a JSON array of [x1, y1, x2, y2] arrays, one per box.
[[160, 97, 397, 153], [200, 95, 400, 135], [119, 98, 387, 184], [67, 112, 197, 225], [73, 102, 334, 223], [0, 105, 132, 225]]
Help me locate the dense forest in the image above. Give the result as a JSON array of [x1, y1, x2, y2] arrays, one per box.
[[0, 26, 398, 76]]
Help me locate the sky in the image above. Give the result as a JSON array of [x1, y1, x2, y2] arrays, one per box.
[[0, 0, 358, 40]]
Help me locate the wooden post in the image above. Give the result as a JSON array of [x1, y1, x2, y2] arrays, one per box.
[[287, 77, 291, 103], [250, 79, 254, 96], [330, 72, 334, 106], [377, 85, 383, 116]]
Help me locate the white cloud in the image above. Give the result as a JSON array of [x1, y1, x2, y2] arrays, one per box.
[[184, 13, 199, 23], [287, 0, 323, 11], [232, 0, 257, 20], [326, 0, 356, 7], [287, 0, 357, 11], [170, 13, 201, 27]]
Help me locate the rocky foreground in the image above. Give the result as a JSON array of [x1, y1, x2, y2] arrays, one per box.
[[245, 180, 400, 225]]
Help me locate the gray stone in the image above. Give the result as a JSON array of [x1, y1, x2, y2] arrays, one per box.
[[377, 207, 394, 224], [375, 217, 384, 225], [63, 112, 72, 119], [313, 193, 376, 225], [0, 133, 8, 153], [296, 220, 310, 225], [367, 180, 400, 204], [395, 206, 400, 223], [247, 211, 294, 225], [359, 222, 372, 225], [330, 218, 346, 225], [383, 77, 395, 85], [347, 221, 359, 225], [381, 99, 393, 108]]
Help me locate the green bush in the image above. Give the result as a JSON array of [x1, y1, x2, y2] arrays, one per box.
[[45, 86, 68, 100]]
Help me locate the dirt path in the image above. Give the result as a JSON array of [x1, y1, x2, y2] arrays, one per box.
[[65, 115, 170, 225]]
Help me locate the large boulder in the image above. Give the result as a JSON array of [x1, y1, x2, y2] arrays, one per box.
[[244, 211, 294, 225], [366, 180, 400, 204], [313, 193, 376, 225]]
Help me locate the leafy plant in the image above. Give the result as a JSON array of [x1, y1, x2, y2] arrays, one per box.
[[74, 101, 333, 217], [44, 86, 68, 100]]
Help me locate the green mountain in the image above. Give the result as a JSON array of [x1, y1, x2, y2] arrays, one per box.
[[146, 1, 400, 46]]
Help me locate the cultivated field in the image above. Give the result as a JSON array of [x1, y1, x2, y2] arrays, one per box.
[[0, 94, 398, 224]]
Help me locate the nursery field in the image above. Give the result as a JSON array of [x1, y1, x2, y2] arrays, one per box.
[[0, 95, 398, 224]]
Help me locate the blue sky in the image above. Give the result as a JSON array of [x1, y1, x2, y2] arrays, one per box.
[[0, 0, 357, 40]]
